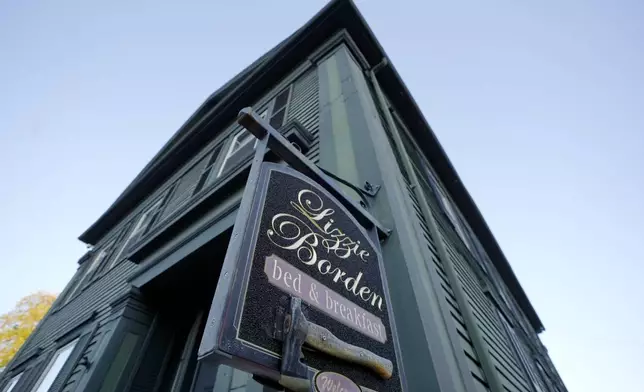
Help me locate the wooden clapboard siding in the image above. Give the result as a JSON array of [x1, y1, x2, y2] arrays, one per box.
[[383, 104, 491, 392], [436, 218, 534, 392]]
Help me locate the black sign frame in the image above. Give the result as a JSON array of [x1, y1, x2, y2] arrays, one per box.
[[198, 108, 406, 391]]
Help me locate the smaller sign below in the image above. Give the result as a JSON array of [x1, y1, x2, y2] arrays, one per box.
[[314, 371, 362, 392]]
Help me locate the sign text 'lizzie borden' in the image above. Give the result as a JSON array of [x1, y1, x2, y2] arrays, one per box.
[[208, 163, 402, 392]]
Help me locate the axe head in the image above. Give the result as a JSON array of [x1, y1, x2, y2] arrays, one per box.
[[275, 296, 310, 378]]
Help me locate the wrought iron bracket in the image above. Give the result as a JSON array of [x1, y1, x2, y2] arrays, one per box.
[[237, 107, 391, 240], [317, 167, 381, 208], [363, 181, 381, 197]]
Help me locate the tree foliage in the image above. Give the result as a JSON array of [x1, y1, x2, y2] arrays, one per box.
[[0, 292, 57, 367]]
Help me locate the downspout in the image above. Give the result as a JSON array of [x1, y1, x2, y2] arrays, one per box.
[[367, 58, 505, 392]]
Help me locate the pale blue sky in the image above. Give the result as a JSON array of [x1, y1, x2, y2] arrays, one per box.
[[1, 1, 642, 390]]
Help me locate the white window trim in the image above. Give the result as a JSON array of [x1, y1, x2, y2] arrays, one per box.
[[215, 92, 300, 180], [215, 129, 260, 179], [214, 89, 291, 180], [268, 88, 291, 129], [109, 198, 163, 269], [190, 147, 223, 197], [78, 251, 103, 284], [2, 373, 22, 392], [62, 269, 84, 306], [30, 338, 79, 392], [63, 244, 110, 305]]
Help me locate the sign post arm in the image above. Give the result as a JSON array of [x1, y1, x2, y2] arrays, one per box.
[[237, 108, 391, 240]]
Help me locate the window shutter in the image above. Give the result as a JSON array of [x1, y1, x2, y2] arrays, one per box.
[[192, 144, 224, 196], [12, 353, 51, 392], [269, 88, 290, 129], [160, 156, 209, 222], [113, 200, 162, 263]]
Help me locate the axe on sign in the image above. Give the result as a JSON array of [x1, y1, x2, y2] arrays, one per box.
[[272, 296, 393, 380]]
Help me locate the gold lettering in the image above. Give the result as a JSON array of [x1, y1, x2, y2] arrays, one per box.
[[266, 188, 385, 313], [358, 286, 371, 301]]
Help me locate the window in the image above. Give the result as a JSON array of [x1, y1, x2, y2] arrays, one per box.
[[536, 361, 554, 391], [216, 88, 290, 178], [192, 144, 224, 194], [63, 242, 114, 305], [499, 312, 547, 392], [30, 339, 78, 392], [109, 198, 163, 268], [440, 193, 468, 243], [422, 168, 471, 249], [215, 129, 259, 178], [269, 88, 289, 129], [470, 239, 491, 276], [394, 114, 475, 252], [495, 283, 514, 313], [83, 241, 114, 281], [2, 373, 22, 392]]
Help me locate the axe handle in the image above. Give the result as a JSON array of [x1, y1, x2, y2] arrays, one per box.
[[305, 322, 393, 380]]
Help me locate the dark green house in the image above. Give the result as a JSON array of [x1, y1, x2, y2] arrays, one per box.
[[0, 1, 567, 391]]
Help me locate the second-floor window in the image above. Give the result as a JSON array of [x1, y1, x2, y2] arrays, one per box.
[[2, 373, 22, 392], [109, 197, 164, 268], [30, 338, 78, 392], [62, 240, 115, 305], [216, 88, 291, 178], [191, 144, 224, 196], [216, 128, 260, 179], [268, 88, 290, 129], [88, 240, 116, 278], [422, 167, 472, 250]]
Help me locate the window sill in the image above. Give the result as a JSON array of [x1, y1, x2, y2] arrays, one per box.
[[435, 215, 488, 277]]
